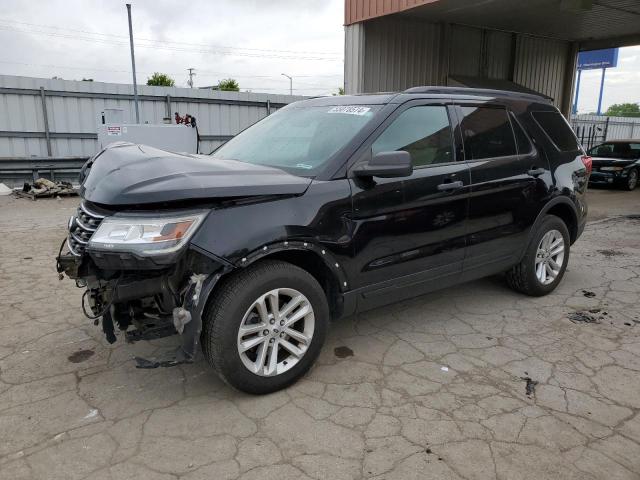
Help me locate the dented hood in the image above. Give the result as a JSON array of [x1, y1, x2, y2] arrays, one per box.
[[80, 142, 312, 206]]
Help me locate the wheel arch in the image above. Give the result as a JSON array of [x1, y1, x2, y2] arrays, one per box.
[[516, 196, 578, 264], [232, 241, 350, 320], [538, 197, 579, 244]]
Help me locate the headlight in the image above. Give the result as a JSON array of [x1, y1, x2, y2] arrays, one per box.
[[600, 166, 624, 172], [88, 212, 207, 255]]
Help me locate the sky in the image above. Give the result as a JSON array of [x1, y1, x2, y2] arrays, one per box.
[[574, 45, 640, 114], [0, 0, 346, 96], [0, 0, 638, 110]]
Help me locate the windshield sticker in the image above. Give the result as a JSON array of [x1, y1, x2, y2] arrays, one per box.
[[295, 163, 314, 170], [328, 106, 371, 116]]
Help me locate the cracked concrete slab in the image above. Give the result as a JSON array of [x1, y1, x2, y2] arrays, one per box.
[[1, 189, 639, 479]]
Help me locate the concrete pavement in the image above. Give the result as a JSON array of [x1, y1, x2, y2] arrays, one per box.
[[0, 189, 639, 479]]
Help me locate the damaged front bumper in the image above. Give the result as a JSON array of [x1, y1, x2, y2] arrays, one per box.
[[56, 203, 229, 367]]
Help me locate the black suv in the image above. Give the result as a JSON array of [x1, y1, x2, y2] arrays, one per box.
[[587, 140, 640, 190], [57, 87, 590, 394]]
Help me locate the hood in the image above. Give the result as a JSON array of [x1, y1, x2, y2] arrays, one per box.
[[591, 156, 638, 167], [80, 142, 312, 206]]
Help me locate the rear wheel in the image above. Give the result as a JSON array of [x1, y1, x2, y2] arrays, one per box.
[[202, 260, 329, 394], [623, 168, 638, 191], [506, 215, 570, 296]]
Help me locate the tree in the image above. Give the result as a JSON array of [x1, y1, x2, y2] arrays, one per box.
[[605, 103, 640, 118], [333, 87, 345, 96], [218, 78, 239, 91], [146, 72, 175, 87]]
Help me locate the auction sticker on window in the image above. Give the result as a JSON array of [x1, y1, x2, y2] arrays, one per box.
[[328, 106, 371, 116], [106, 126, 122, 136]]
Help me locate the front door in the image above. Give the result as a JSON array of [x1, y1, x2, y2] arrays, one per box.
[[348, 102, 471, 310]]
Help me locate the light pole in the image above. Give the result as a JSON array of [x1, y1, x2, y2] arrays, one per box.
[[126, 4, 139, 123], [281, 73, 293, 96]]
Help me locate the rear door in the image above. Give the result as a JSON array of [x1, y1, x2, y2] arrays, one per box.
[[454, 104, 548, 277], [348, 101, 471, 309]]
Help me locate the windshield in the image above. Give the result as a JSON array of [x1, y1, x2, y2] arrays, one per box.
[[588, 142, 640, 159], [211, 105, 380, 175]]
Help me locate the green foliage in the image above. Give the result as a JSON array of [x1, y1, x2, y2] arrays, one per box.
[[333, 87, 345, 96], [146, 72, 175, 87], [605, 103, 640, 118], [218, 78, 240, 91]]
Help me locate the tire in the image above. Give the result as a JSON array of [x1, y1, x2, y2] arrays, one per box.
[[506, 215, 570, 297], [202, 260, 329, 394], [623, 168, 638, 191]]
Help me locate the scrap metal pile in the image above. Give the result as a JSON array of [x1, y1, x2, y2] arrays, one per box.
[[15, 178, 77, 200]]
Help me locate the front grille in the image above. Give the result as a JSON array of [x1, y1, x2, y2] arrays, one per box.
[[67, 202, 105, 256]]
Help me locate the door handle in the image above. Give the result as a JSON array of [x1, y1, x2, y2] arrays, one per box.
[[528, 168, 546, 177], [437, 180, 464, 191]]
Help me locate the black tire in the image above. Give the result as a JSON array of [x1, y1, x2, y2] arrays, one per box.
[[202, 260, 329, 394], [506, 215, 570, 297], [623, 168, 638, 191]]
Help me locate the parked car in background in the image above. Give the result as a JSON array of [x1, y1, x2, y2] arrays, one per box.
[[57, 87, 590, 394], [588, 140, 640, 190]]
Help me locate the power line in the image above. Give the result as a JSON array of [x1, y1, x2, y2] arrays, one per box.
[[0, 18, 343, 56], [0, 20, 342, 60], [0, 25, 342, 61]]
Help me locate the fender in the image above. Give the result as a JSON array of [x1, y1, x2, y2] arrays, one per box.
[[235, 240, 350, 293], [191, 239, 355, 321], [189, 179, 354, 286]]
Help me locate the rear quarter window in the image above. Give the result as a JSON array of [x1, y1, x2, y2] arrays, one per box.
[[532, 111, 580, 152]]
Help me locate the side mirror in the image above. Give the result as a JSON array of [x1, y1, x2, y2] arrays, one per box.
[[353, 151, 413, 178]]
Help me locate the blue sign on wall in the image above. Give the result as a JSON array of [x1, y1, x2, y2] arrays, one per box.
[[578, 48, 619, 70]]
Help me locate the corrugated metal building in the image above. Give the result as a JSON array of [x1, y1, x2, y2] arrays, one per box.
[[344, 0, 640, 116]]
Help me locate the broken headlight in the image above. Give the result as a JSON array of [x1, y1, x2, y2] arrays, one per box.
[[88, 212, 207, 255]]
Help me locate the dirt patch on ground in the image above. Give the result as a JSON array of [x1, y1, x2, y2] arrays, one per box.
[[598, 249, 627, 257], [568, 310, 605, 324], [68, 349, 95, 363], [334, 346, 354, 358]]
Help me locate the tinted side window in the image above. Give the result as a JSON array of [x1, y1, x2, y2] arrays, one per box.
[[459, 106, 517, 160], [511, 114, 533, 155], [532, 111, 579, 152], [372, 106, 453, 167]]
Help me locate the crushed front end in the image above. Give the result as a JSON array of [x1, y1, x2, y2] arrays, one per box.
[[56, 201, 226, 367]]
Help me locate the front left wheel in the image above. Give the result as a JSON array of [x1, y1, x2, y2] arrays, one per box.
[[202, 260, 329, 394]]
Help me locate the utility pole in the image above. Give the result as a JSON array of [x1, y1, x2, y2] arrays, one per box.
[[281, 73, 293, 96], [187, 68, 196, 88], [126, 4, 140, 123]]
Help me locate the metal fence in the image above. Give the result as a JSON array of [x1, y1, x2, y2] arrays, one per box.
[[570, 114, 640, 151], [0, 75, 306, 186]]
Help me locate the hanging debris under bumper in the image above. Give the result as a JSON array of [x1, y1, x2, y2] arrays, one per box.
[[56, 239, 229, 367]]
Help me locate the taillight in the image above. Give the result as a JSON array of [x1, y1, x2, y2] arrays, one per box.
[[581, 155, 592, 175]]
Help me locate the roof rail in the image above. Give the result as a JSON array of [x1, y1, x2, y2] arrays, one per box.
[[403, 86, 550, 101]]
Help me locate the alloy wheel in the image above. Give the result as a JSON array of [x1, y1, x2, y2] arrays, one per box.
[[534, 229, 565, 285], [237, 288, 315, 377], [628, 170, 638, 190]]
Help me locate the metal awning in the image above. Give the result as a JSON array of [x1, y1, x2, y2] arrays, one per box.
[[346, 0, 640, 49]]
